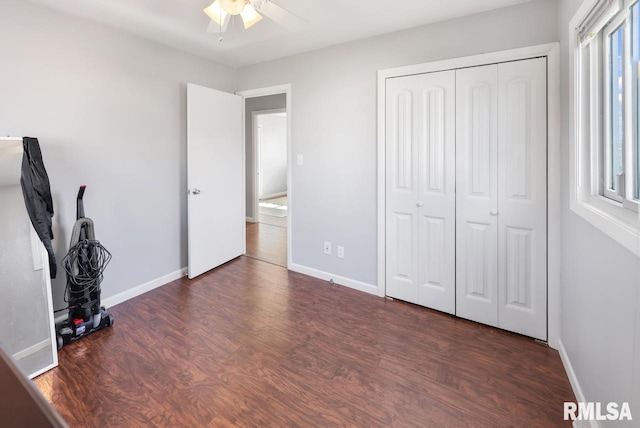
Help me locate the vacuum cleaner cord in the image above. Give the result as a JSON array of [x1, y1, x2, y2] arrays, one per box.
[[62, 239, 112, 304]]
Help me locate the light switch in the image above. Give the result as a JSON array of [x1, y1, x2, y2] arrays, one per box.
[[297, 154, 304, 166]]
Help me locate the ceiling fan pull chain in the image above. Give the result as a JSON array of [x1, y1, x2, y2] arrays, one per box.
[[219, 5, 224, 42]]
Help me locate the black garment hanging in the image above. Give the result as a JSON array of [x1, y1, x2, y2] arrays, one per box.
[[20, 137, 56, 278]]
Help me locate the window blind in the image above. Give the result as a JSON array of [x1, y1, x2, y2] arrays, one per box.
[[578, 0, 622, 45]]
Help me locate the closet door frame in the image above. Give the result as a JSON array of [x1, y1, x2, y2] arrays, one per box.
[[376, 43, 561, 349]]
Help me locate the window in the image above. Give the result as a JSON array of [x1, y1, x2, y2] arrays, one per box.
[[579, 0, 640, 209], [573, 0, 640, 254]]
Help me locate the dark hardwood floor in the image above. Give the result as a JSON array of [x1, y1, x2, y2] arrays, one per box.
[[245, 221, 287, 267], [34, 257, 574, 427]]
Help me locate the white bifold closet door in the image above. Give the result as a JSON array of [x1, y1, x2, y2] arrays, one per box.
[[385, 70, 456, 314], [456, 57, 547, 340]]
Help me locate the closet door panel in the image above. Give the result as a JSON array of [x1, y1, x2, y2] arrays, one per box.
[[386, 76, 420, 304], [386, 71, 455, 312], [417, 71, 456, 314], [497, 58, 547, 340], [455, 65, 499, 327]]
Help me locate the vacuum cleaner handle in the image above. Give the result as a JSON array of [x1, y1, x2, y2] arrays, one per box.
[[76, 185, 86, 220]]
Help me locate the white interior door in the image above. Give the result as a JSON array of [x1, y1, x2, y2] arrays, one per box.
[[386, 70, 456, 314], [455, 64, 499, 327], [187, 83, 244, 279], [497, 58, 547, 340]]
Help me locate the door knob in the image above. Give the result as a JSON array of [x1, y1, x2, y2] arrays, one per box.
[[416, 202, 424, 207], [490, 209, 498, 216]]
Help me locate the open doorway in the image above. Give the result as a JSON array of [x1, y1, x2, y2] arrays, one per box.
[[255, 109, 287, 228], [240, 88, 290, 268]]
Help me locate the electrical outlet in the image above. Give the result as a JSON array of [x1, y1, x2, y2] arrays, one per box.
[[323, 241, 331, 255], [337, 246, 344, 259]]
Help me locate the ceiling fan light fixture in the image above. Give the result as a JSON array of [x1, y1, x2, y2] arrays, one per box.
[[219, 0, 246, 16], [240, 4, 263, 29], [203, 0, 228, 27]]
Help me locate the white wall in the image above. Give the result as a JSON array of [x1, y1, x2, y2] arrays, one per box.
[[559, 0, 640, 424], [0, 0, 236, 310], [258, 114, 287, 198], [237, 0, 559, 286]]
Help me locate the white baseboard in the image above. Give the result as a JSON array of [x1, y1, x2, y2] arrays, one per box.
[[102, 267, 187, 309], [558, 339, 587, 402], [558, 339, 600, 428], [289, 263, 378, 296], [261, 191, 287, 200], [246, 216, 257, 223]]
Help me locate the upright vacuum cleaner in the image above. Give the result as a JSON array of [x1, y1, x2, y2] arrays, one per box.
[[56, 185, 114, 349]]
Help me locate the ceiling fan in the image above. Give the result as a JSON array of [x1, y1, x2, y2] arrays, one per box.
[[203, 0, 304, 33]]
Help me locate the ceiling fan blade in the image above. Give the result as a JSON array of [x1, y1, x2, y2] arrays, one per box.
[[240, 4, 263, 29], [256, 1, 305, 30]]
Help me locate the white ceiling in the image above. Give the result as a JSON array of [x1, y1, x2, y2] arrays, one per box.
[[29, 0, 531, 68]]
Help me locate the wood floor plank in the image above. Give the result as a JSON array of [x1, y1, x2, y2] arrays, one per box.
[[245, 222, 287, 267], [34, 257, 574, 427]]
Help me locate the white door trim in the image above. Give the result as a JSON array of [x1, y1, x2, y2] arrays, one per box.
[[377, 43, 561, 349], [237, 84, 293, 269]]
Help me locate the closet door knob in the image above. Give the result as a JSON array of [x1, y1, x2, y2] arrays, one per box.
[[490, 209, 498, 216], [416, 202, 424, 207]]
